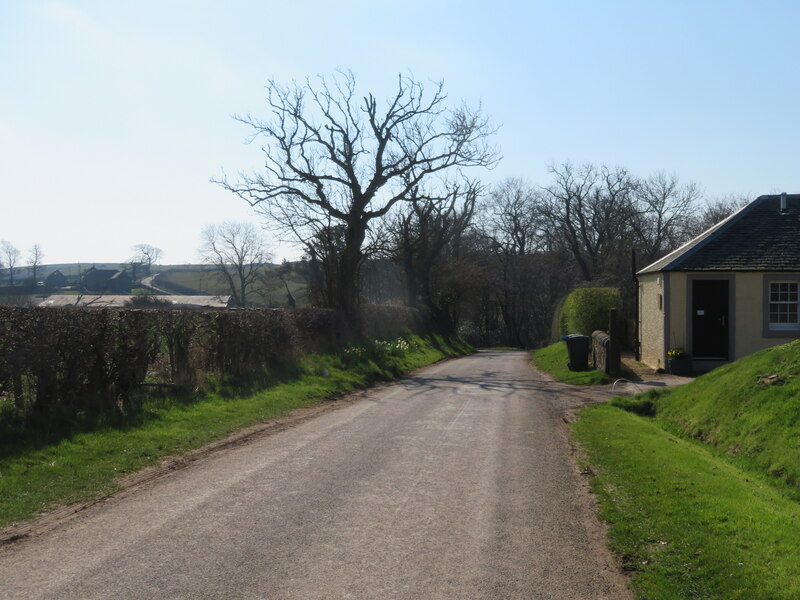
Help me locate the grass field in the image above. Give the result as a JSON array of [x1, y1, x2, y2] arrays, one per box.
[[0, 333, 470, 529], [531, 340, 611, 385], [154, 265, 308, 307], [574, 339, 800, 599]]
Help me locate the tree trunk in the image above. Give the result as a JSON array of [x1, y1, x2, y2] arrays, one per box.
[[337, 221, 367, 328]]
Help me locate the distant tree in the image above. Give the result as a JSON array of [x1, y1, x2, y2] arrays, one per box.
[[275, 260, 297, 308], [129, 244, 164, 279], [386, 178, 480, 315], [253, 259, 298, 308], [686, 194, 750, 237], [540, 163, 637, 282], [216, 70, 498, 322], [28, 244, 44, 283], [1, 241, 20, 286], [478, 178, 573, 347], [631, 172, 702, 263], [199, 222, 271, 306]]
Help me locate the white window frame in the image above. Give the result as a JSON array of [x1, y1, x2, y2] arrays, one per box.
[[767, 280, 800, 331]]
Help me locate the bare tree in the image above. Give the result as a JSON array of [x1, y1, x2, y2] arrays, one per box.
[[130, 244, 164, 279], [479, 179, 571, 346], [540, 163, 637, 282], [483, 178, 546, 256], [199, 222, 271, 306], [631, 172, 702, 263], [686, 194, 750, 237], [27, 244, 44, 284], [216, 71, 498, 322], [385, 177, 480, 313], [1, 241, 20, 286]]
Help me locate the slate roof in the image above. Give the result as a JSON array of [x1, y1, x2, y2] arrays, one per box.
[[639, 194, 800, 274], [83, 267, 119, 278]]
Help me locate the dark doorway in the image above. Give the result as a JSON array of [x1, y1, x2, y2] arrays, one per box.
[[692, 279, 730, 359]]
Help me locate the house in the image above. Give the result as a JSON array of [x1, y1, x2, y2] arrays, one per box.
[[38, 294, 233, 309], [637, 193, 800, 373], [44, 269, 69, 290], [82, 267, 132, 294]]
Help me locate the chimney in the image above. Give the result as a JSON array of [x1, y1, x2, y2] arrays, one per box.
[[781, 192, 788, 213]]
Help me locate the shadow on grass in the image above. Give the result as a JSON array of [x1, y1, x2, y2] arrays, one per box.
[[0, 361, 308, 463]]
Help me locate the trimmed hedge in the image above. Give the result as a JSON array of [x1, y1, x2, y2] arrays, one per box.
[[560, 287, 621, 336], [0, 304, 427, 419]]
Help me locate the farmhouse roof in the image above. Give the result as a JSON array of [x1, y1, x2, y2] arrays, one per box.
[[83, 267, 119, 277], [38, 295, 232, 309], [638, 194, 800, 274]]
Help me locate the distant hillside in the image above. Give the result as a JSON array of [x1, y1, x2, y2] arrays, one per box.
[[154, 264, 308, 308], [618, 339, 800, 487]]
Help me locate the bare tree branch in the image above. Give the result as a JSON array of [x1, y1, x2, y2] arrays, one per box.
[[214, 71, 498, 319], [199, 222, 272, 306]]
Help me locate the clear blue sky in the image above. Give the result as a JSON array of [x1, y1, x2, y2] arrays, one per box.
[[1, 0, 798, 265]]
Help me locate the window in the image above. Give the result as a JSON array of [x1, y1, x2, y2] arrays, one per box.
[[768, 281, 799, 330]]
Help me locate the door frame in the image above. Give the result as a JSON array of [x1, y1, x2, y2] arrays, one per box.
[[686, 274, 736, 361]]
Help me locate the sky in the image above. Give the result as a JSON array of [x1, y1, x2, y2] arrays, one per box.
[[1, 0, 799, 266]]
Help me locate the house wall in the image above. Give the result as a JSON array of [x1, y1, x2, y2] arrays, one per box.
[[668, 272, 688, 353], [735, 272, 800, 357], [642, 270, 800, 371], [638, 272, 667, 369]]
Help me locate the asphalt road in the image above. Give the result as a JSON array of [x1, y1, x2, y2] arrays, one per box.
[[0, 351, 630, 599]]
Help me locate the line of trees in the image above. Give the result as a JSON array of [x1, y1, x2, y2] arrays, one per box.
[[217, 72, 747, 345], [0, 241, 45, 286]]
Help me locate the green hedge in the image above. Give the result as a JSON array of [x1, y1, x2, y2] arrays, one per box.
[[561, 287, 621, 336], [0, 304, 427, 420]]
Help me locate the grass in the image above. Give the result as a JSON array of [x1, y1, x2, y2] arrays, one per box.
[[156, 266, 308, 307], [643, 339, 800, 487], [531, 340, 611, 385], [573, 339, 800, 599], [0, 332, 470, 529]]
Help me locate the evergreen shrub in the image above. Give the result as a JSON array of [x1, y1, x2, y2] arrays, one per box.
[[561, 287, 621, 336]]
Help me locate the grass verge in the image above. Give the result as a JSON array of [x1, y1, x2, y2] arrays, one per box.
[[0, 332, 470, 530], [532, 341, 611, 385], [573, 339, 800, 599], [575, 404, 800, 599]]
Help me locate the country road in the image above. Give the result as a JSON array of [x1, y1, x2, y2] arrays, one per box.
[[0, 351, 631, 600], [138, 273, 171, 294]]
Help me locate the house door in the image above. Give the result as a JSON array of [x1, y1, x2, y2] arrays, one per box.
[[691, 279, 730, 359]]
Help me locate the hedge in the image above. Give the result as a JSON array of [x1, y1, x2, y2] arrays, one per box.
[[560, 287, 621, 336], [0, 304, 427, 419]]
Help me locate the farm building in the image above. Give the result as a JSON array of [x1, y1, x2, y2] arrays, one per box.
[[82, 267, 132, 294]]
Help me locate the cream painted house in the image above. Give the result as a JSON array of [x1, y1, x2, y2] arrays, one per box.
[[637, 193, 800, 373]]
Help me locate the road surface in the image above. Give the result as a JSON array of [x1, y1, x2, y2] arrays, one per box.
[[0, 351, 630, 599]]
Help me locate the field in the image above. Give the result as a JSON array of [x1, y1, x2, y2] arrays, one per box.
[[153, 264, 309, 307]]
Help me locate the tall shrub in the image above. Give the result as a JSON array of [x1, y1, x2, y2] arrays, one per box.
[[561, 287, 621, 335]]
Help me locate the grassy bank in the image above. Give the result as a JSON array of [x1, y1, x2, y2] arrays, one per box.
[[532, 341, 611, 385], [574, 339, 800, 599], [0, 332, 470, 529]]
